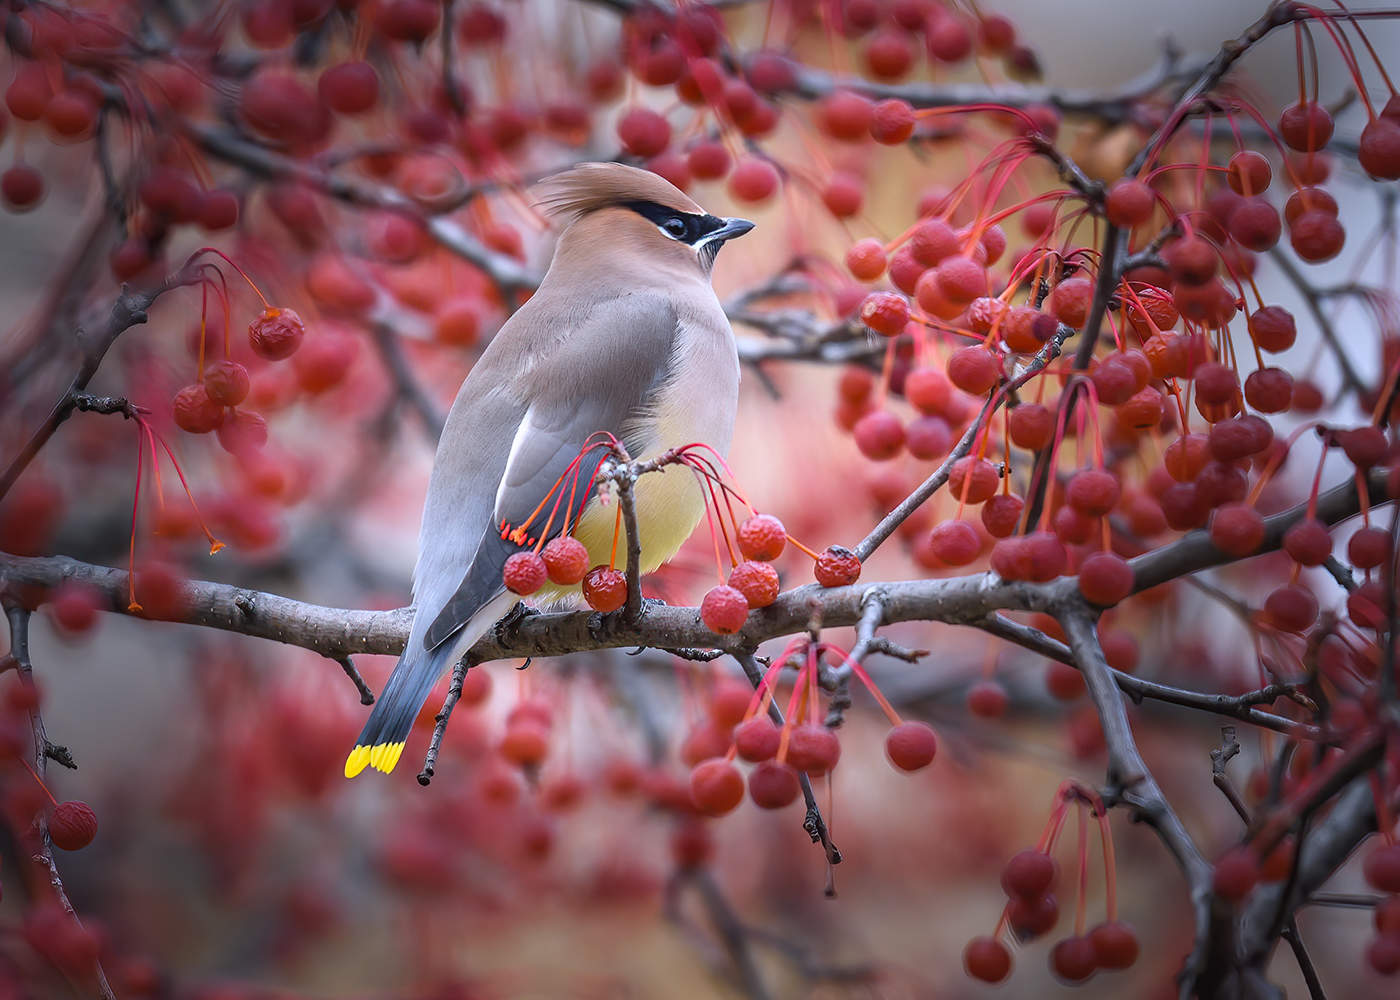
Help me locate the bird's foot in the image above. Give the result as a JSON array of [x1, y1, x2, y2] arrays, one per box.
[[494, 602, 540, 643]]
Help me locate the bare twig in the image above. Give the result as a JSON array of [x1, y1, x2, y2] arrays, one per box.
[[1, 600, 116, 1000], [0, 267, 198, 501], [368, 322, 446, 442]]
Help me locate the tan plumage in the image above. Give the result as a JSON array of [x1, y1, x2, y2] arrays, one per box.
[[345, 163, 753, 778], [533, 161, 704, 222]]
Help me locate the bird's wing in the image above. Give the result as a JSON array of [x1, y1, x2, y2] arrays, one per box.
[[423, 293, 680, 651]]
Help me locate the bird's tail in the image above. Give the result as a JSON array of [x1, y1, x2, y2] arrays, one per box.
[[344, 641, 457, 778]]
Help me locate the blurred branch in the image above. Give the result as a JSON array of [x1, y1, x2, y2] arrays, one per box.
[[1, 601, 116, 1000], [1058, 607, 1214, 1000], [977, 612, 1315, 737], [779, 45, 1199, 119], [0, 267, 198, 502], [368, 322, 446, 441], [1267, 248, 1367, 397], [187, 124, 538, 293]]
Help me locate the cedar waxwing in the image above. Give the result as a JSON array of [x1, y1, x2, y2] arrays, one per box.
[[345, 162, 754, 777]]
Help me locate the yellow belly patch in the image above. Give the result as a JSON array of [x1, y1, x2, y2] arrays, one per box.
[[538, 463, 708, 601]]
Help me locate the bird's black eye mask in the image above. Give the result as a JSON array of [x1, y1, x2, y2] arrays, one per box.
[[622, 201, 726, 246]]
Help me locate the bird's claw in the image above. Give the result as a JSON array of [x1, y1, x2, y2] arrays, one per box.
[[494, 602, 539, 643]]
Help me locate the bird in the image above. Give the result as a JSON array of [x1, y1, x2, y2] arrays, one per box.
[[345, 162, 754, 778]]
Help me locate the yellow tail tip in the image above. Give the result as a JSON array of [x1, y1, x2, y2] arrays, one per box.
[[344, 745, 371, 779], [344, 741, 406, 779]]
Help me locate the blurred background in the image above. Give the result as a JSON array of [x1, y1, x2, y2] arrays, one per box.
[[1, 1, 1398, 998]]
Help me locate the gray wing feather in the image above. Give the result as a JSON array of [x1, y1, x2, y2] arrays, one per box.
[[421, 292, 680, 651]]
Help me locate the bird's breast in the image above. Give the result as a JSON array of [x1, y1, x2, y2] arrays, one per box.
[[568, 314, 739, 581]]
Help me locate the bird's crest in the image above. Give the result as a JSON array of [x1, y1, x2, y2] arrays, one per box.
[[532, 161, 703, 224]]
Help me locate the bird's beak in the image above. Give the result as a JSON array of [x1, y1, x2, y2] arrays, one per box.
[[712, 217, 755, 243]]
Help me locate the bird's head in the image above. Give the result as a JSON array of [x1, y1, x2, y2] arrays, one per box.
[[532, 162, 754, 278]]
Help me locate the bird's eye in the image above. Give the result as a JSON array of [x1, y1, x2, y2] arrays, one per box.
[[662, 218, 687, 238]]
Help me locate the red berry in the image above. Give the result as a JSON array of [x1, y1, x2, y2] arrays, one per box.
[[734, 716, 780, 762], [707, 680, 752, 729], [928, 520, 980, 566], [2, 164, 44, 211], [728, 157, 779, 203], [948, 457, 999, 505], [689, 758, 744, 816], [1008, 892, 1059, 938], [1359, 119, 1400, 179], [1209, 503, 1266, 557], [1228, 197, 1281, 252], [728, 560, 779, 609], [853, 410, 905, 460], [1001, 848, 1057, 899], [1066, 469, 1120, 517], [859, 291, 909, 337], [500, 720, 550, 766], [1009, 403, 1054, 450], [748, 760, 800, 808], [541, 536, 589, 585], [680, 722, 729, 767], [817, 89, 873, 141], [934, 256, 988, 308], [1050, 936, 1097, 983], [617, 106, 671, 158], [1089, 920, 1138, 969], [1337, 426, 1388, 469], [904, 366, 951, 416], [503, 552, 548, 595], [946, 346, 1000, 395], [318, 61, 379, 115], [845, 238, 887, 281], [884, 721, 937, 771], [1290, 211, 1345, 262], [1279, 102, 1334, 152], [171, 384, 224, 434], [981, 494, 1024, 538], [821, 172, 864, 218], [1248, 306, 1296, 353], [204, 361, 250, 407], [5, 64, 52, 122], [870, 98, 915, 144], [1348, 526, 1391, 570], [737, 514, 786, 561], [814, 545, 861, 587], [375, 0, 441, 42], [700, 585, 749, 634], [1165, 235, 1217, 285], [248, 307, 306, 361], [1368, 933, 1400, 976], [582, 566, 627, 612], [1264, 583, 1318, 632], [963, 936, 1012, 983], [1243, 368, 1293, 413], [48, 800, 97, 851], [1283, 518, 1332, 566], [907, 416, 953, 460], [1226, 150, 1272, 195], [926, 13, 973, 62], [785, 723, 840, 775], [1365, 844, 1400, 893], [967, 679, 1008, 717], [1047, 276, 1093, 328], [1078, 551, 1134, 606]]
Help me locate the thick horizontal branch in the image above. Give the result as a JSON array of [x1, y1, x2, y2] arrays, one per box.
[[0, 464, 1388, 681]]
